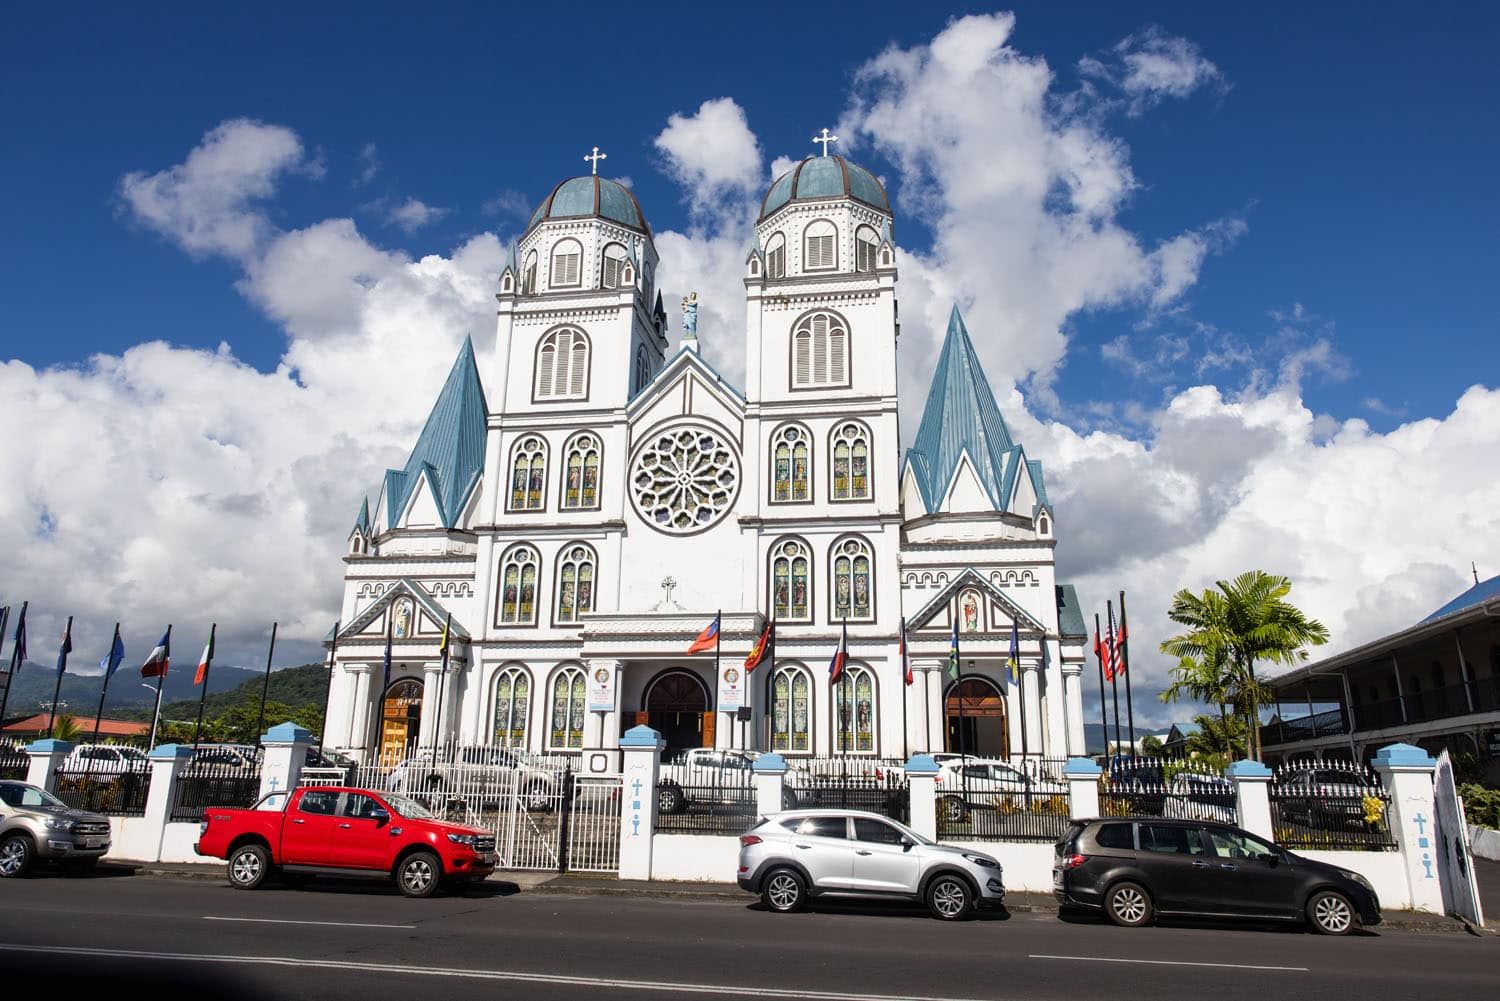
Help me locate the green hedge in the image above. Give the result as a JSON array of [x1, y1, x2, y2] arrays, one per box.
[[1458, 784, 1500, 829]]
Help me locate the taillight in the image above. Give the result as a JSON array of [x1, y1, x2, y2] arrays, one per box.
[[739, 834, 763, 847], [1062, 854, 1087, 869], [199, 813, 210, 836]]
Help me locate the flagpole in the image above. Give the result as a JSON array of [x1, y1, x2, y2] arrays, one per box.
[[432, 613, 451, 755], [955, 628, 966, 760], [764, 615, 775, 752], [0, 600, 26, 728], [148, 624, 171, 751], [715, 609, 723, 750], [192, 623, 215, 748], [1094, 614, 1109, 769], [47, 615, 73, 739], [1017, 655, 1028, 764], [1119, 591, 1137, 758], [255, 622, 278, 740], [92, 622, 120, 744], [899, 617, 908, 760], [1107, 601, 1123, 760], [317, 620, 340, 754]]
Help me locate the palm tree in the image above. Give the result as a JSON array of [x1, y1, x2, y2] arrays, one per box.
[[52, 714, 82, 743], [1159, 571, 1330, 761]]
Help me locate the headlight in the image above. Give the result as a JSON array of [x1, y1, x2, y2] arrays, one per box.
[[1339, 869, 1373, 891], [961, 853, 999, 869], [446, 833, 476, 846], [44, 817, 75, 832]]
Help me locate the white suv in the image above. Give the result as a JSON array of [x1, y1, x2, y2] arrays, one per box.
[[736, 809, 1005, 920], [62, 744, 149, 775]]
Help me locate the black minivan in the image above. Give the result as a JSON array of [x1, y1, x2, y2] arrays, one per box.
[[1054, 817, 1381, 935]]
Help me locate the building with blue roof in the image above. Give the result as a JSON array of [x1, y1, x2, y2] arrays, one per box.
[[327, 139, 1088, 766]]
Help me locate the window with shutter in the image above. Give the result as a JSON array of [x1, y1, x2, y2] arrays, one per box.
[[803, 221, 837, 271], [601, 243, 628, 289], [829, 328, 846, 384], [789, 311, 850, 390], [535, 328, 589, 400], [856, 226, 879, 272], [766, 233, 785, 279], [793, 331, 811, 386], [551, 239, 582, 287]]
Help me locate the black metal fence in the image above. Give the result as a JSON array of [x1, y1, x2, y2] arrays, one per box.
[[1269, 762, 1396, 851], [0, 744, 28, 781], [52, 767, 151, 816], [935, 755, 1072, 842], [786, 756, 910, 823], [171, 760, 264, 821], [1098, 757, 1237, 825], [654, 784, 759, 835]]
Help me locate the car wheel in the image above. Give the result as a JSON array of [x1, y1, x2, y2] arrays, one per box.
[[657, 784, 685, 815], [228, 843, 271, 890], [0, 833, 34, 878], [1307, 890, 1355, 935], [397, 850, 442, 898], [761, 867, 805, 913], [781, 789, 799, 810], [926, 874, 974, 921], [1104, 881, 1153, 927], [941, 795, 968, 824]]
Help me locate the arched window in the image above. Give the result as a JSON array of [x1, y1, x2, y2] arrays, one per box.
[[958, 589, 983, 633], [601, 243, 629, 289], [492, 666, 530, 748], [771, 665, 811, 753], [770, 424, 811, 503], [561, 432, 602, 510], [1038, 513, 1050, 535], [765, 232, 786, 279], [550, 238, 582, 288], [830, 421, 871, 500], [831, 536, 874, 622], [549, 665, 586, 750], [497, 544, 540, 625], [834, 665, 876, 752], [855, 225, 879, 273], [633, 345, 650, 395], [791, 311, 849, 388], [803, 219, 837, 271], [554, 543, 596, 624], [522, 251, 537, 294], [535, 327, 590, 400], [770, 538, 811, 622], [508, 436, 547, 511]]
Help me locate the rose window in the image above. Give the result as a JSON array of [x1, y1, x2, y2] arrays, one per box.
[[631, 426, 740, 533]]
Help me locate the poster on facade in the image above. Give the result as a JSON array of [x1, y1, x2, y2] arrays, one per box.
[[718, 664, 743, 713], [587, 664, 616, 712]]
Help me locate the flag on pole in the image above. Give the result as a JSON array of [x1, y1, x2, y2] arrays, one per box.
[[1111, 619, 1129, 678], [0, 607, 9, 656], [381, 614, 393, 691], [686, 613, 720, 656], [141, 628, 171, 678], [194, 624, 216, 685], [946, 618, 960, 682], [101, 625, 125, 679], [1007, 620, 1021, 685], [744, 618, 773, 671], [899, 616, 912, 686], [827, 621, 848, 683], [12, 605, 27, 672], [438, 613, 451, 659], [55, 619, 73, 676]]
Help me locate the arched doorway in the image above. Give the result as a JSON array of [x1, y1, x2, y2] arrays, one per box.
[[945, 678, 1008, 758], [645, 670, 711, 757], [379, 678, 424, 766]]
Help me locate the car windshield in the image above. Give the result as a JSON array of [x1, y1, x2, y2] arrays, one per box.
[[384, 794, 436, 820], [0, 783, 68, 809], [117, 747, 147, 760]]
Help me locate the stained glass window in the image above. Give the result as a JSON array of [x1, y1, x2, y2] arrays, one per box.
[[835, 666, 876, 753], [555, 544, 596, 624], [499, 545, 539, 625], [630, 426, 739, 534], [771, 538, 811, 621], [772, 667, 811, 753], [509, 436, 547, 511], [492, 668, 530, 748], [832, 537, 873, 621], [770, 424, 810, 503], [562, 433, 601, 510], [549, 666, 586, 750], [831, 422, 871, 500]]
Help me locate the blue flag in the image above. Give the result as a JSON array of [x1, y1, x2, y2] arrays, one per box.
[[55, 618, 73, 677], [947, 618, 960, 682], [381, 615, 393, 691], [1007, 620, 1020, 685], [12, 605, 27, 671], [101, 625, 125, 679]]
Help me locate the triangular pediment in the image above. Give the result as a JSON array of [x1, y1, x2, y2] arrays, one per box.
[[338, 578, 472, 643], [907, 568, 1046, 634]]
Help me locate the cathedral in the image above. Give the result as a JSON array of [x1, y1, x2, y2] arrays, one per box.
[[324, 146, 1090, 767]]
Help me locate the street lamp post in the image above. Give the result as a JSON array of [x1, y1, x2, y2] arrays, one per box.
[[141, 683, 165, 750]]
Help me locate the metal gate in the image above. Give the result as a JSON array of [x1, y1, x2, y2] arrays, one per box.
[[493, 769, 621, 874], [1433, 750, 1485, 926]]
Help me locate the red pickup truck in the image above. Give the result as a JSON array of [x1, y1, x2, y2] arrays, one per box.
[[195, 785, 495, 897]]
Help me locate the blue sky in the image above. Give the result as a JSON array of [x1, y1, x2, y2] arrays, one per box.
[[1, 3, 1496, 719]]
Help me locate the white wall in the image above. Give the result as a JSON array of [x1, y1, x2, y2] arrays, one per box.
[[651, 834, 741, 882], [103, 816, 160, 863], [941, 840, 1056, 893], [1468, 824, 1500, 862], [1297, 849, 1411, 911]]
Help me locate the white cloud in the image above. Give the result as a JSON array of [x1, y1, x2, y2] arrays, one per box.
[[1080, 26, 1227, 115], [356, 143, 380, 185], [653, 98, 764, 216], [387, 198, 448, 233]]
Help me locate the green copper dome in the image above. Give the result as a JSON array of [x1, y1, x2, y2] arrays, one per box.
[[527, 176, 651, 236], [759, 156, 889, 220]]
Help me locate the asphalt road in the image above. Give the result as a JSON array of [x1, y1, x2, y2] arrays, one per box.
[[0, 871, 1495, 1001]]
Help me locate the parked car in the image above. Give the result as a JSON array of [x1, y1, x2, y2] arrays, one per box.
[[387, 745, 564, 810], [1161, 772, 1236, 825], [737, 808, 1005, 920], [0, 780, 112, 876], [656, 748, 767, 814], [934, 758, 1067, 822], [186, 744, 262, 773], [1274, 766, 1384, 829], [61, 744, 149, 775], [1052, 817, 1381, 935], [194, 784, 494, 897], [300, 746, 353, 785]]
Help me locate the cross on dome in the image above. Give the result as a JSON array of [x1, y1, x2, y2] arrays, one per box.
[[812, 128, 838, 157], [584, 146, 608, 175]]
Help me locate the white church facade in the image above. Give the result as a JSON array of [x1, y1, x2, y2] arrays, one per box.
[[324, 148, 1090, 766]]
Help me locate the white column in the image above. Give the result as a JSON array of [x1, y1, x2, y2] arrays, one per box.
[[144, 744, 194, 862], [1023, 661, 1044, 758], [1062, 667, 1086, 757], [1064, 757, 1102, 819], [1373, 742, 1445, 914], [1227, 759, 1274, 840], [418, 663, 443, 750], [753, 753, 787, 818], [25, 739, 72, 793], [619, 724, 664, 880], [345, 665, 373, 756], [925, 663, 944, 754], [905, 754, 939, 841]]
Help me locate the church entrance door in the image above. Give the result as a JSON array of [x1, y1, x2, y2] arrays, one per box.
[[945, 678, 1008, 758], [378, 678, 424, 767], [645, 670, 711, 758]]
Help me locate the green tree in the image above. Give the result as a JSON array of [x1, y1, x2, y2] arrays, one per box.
[[1159, 570, 1330, 761], [51, 714, 82, 743], [1140, 734, 1165, 756]]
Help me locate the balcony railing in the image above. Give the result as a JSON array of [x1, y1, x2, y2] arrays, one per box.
[[1262, 676, 1500, 747]]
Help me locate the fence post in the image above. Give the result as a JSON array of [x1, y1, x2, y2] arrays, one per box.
[[618, 724, 664, 880], [259, 722, 313, 807], [752, 753, 787, 818], [1373, 742, 1444, 914], [904, 754, 939, 841], [1227, 759, 1275, 840], [144, 744, 194, 862], [1064, 757, 1102, 819], [25, 739, 73, 793]]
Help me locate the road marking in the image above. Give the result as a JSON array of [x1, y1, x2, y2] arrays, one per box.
[[203, 916, 416, 930], [0, 944, 994, 1000], [1029, 954, 1308, 973]]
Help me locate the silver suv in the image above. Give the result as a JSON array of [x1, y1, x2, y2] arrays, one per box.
[[0, 780, 112, 876], [736, 809, 1005, 920]]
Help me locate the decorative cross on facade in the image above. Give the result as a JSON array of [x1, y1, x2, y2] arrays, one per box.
[[813, 128, 838, 157], [584, 146, 607, 176], [661, 576, 677, 604]]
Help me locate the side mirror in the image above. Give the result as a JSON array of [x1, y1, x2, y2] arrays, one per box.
[[900, 836, 914, 849], [370, 808, 391, 825], [1257, 851, 1279, 866]]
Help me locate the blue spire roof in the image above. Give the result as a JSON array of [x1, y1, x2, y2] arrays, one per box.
[[905, 306, 1019, 512], [383, 338, 488, 530], [353, 497, 370, 535]]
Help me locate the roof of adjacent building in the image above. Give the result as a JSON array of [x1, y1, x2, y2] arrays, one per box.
[[1421, 573, 1500, 623], [759, 155, 890, 221], [527, 176, 650, 236], [1055, 584, 1087, 638], [380, 338, 488, 531], [2, 714, 148, 737]]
